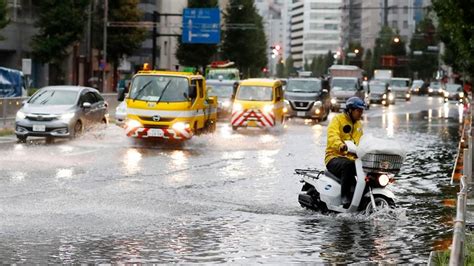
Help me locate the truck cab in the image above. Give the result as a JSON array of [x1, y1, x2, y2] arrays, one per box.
[[119, 70, 217, 140], [328, 65, 370, 111]]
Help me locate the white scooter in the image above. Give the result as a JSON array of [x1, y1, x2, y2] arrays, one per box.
[[296, 135, 405, 214]]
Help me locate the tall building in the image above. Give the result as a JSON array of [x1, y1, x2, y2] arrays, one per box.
[[387, 0, 415, 42], [255, 0, 285, 74], [289, 0, 343, 68], [360, 0, 384, 51], [341, 0, 362, 49]]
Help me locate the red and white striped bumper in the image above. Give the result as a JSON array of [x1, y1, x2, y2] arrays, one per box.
[[125, 126, 193, 140], [231, 109, 275, 128]]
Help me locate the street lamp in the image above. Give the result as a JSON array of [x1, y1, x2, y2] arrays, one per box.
[[393, 37, 400, 43]]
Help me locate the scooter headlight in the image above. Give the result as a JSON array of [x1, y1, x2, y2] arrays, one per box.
[[378, 174, 390, 187]]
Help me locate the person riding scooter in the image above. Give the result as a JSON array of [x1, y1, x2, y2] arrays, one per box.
[[325, 97, 365, 208]]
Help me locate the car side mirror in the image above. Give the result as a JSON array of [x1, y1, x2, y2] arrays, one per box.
[[322, 89, 328, 94], [82, 102, 91, 108], [117, 89, 126, 102]]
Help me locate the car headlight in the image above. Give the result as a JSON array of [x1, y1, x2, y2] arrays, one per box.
[[429, 88, 433, 93], [222, 100, 231, 108], [314, 101, 322, 107], [406, 93, 410, 98], [263, 104, 274, 113], [233, 103, 243, 112], [378, 174, 390, 187], [284, 99, 289, 105], [60, 112, 75, 122], [382, 94, 387, 99], [172, 122, 190, 131], [388, 93, 394, 101], [16, 110, 26, 120], [460, 92, 464, 98], [438, 88, 443, 93], [444, 91, 449, 97], [330, 98, 337, 104], [126, 119, 142, 129]]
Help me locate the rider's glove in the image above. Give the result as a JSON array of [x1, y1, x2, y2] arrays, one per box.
[[339, 144, 347, 152]]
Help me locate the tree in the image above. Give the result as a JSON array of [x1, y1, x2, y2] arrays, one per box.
[[31, 0, 90, 84], [285, 55, 296, 77], [372, 26, 408, 77], [408, 17, 439, 80], [363, 49, 374, 78], [276, 58, 286, 78], [344, 42, 363, 67], [0, 0, 9, 40], [433, 0, 474, 78], [94, 0, 146, 89], [222, 0, 268, 78], [175, 0, 219, 72]]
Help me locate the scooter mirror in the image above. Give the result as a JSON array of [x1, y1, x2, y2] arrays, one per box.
[[344, 141, 357, 154]]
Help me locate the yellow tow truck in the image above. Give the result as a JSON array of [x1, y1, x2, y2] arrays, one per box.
[[118, 70, 217, 140]]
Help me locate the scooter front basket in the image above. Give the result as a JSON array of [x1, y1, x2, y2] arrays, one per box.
[[361, 153, 403, 174]]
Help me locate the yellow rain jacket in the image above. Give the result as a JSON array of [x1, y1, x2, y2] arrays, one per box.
[[325, 112, 363, 165]]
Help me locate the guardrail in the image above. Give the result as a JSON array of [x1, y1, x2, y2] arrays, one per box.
[[449, 101, 472, 265], [0, 93, 120, 128]]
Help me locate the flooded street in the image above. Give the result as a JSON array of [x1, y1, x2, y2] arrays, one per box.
[[0, 96, 463, 263]]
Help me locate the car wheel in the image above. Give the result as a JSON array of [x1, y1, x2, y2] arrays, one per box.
[[16, 135, 27, 143], [72, 120, 83, 138]]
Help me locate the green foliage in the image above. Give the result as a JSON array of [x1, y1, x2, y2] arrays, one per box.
[[285, 55, 296, 77], [94, 0, 146, 66], [372, 26, 408, 77], [433, 0, 474, 78], [31, 0, 90, 64], [222, 0, 268, 78], [344, 42, 363, 67], [0, 0, 10, 40], [276, 59, 285, 78], [176, 0, 219, 71], [408, 17, 439, 80]]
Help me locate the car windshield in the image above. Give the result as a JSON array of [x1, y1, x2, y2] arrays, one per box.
[[331, 78, 357, 91], [28, 89, 78, 105], [370, 84, 386, 92], [207, 84, 233, 98], [391, 79, 409, 87], [286, 80, 321, 93], [207, 70, 238, 80], [129, 75, 189, 102], [412, 80, 423, 87], [446, 84, 461, 92], [430, 82, 440, 88], [236, 86, 273, 101]]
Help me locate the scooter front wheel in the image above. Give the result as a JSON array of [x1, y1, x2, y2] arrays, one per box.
[[362, 195, 395, 215]]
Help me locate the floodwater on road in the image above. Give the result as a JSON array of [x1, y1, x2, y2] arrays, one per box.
[[0, 97, 463, 263]]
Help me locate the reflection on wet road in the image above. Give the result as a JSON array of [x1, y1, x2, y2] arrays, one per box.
[[0, 97, 463, 263]]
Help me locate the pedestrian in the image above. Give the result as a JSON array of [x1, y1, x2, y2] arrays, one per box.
[[325, 97, 365, 208]]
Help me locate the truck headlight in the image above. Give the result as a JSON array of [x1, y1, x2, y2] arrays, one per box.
[[438, 88, 443, 93], [60, 112, 75, 122], [428, 88, 433, 93], [233, 103, 243, 112], [382, 94, 387, 99], [459, 92, 464, 98], [406, 93, 410, 98], [388, 93, 394, 101], [172, 122, 190, 131], [126, 119, 142, 129], [444, 91, 449, 97], [330, 98, 337, 105], [16, 110, 26, 120], [222, 100, 231, 108], [263, 104, 274, 113], [314, 101, 322, 107]]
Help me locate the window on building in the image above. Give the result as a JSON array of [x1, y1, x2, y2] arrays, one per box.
[[403, 6, 408, 14], [392, 20, 398, 28], [403, 20, 408, 29], [164, 41, 168, 56]]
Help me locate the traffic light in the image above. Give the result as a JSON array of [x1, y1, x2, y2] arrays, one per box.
[[262, 67, 268, 73], [270, 44, 281, 58]]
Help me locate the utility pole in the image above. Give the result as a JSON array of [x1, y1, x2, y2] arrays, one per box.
[[152, 11, 158, 70], [383, 0, 388, 27], [102, 0, 108, 92]]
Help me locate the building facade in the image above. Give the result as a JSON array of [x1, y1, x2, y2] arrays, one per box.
[[289, 0, 343, 68]]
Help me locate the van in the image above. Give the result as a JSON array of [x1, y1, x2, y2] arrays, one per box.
[[231, 79, 284, 130]]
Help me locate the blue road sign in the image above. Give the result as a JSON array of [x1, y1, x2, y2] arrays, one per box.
[[182, 8, 220, 44]]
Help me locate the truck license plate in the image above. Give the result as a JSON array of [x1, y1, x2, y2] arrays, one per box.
[[147, 128, 164, 137], [33, 125, 46, 132], [297, 111, 306, 117]]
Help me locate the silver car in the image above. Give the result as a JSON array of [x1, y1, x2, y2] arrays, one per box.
[[15, 86, 108, 142]]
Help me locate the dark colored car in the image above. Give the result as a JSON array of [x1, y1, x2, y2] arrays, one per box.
[[369, 81, 393, 106], [15, 86, 108, 142], [284, 78, 331, 122]]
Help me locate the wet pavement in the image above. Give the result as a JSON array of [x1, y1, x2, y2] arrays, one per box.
[[0, 96, 464, 263]]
